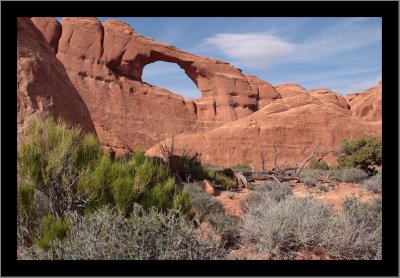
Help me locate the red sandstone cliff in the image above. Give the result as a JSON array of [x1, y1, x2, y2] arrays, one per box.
[[19, 17, 381, 167]]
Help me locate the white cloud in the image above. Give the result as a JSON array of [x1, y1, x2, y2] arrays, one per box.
[[204, 32, 296, 68]]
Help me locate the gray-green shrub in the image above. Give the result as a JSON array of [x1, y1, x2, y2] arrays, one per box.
[[241, 196, 336, 256], [333, 168, 368, 183], [362, 172, 382, 193], [18, 205, 226, 260], [330, 197, 382, 259]]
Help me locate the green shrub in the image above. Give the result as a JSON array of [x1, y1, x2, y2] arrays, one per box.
[[308, 159, 329, 170], [173, 189, 192, 213], [22, 206, 226, 260], [333, 168, 368, 183], [204, 168, 236, 190], [337, 137, 382, 173], [17, 182, 36, 220], [36, 215, 69, 250], [77, 154, 115, 212], [231, 163, 252, 171], [17, 116, 102, 218]]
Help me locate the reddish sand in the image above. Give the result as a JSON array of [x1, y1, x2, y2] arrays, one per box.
[[212, 181, 379, 217]]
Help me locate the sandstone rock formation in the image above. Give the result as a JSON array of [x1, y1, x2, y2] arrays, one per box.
[[146, 88, 381, 169], [345, 81, 382, 122], [31, 17, 275, 154], [276, 83, 307, 98], [21, 17, 382, 167], [17, 17, 95, 139], [30, 17, 61, 53]]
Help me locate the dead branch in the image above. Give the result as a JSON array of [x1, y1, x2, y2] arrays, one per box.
[[159, 133, 175, 164], [295, 141, 321, 176], [315, 150, 334, 162], [235, 172, 248, 189]]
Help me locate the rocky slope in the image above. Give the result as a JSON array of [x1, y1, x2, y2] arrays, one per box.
[[19, 17, 382, 166]]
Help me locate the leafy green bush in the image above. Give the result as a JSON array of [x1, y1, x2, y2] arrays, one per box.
[[140, 178, 191, 213], [19, 206, 226, 260], [204, 168, 236, 190], [308, 159, 329, 170], [333, 168, 368, 183], [231, 163, 252, 171], [337, 137, 382, 173], [17, 116, 102, 218], [35, 215, 69, 250]]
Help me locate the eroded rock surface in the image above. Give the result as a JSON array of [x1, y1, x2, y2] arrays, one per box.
[[32, 17, 275, 153], [345, 81, 382, 122], [17, 17, 95, 139], [146, 88, 381, 169], [23, 17, 382, 166]]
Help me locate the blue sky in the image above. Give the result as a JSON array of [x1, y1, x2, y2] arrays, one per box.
[[59, 17, 382, 99]]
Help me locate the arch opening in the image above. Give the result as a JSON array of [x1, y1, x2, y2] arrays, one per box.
[[142, 61, 202, 100]]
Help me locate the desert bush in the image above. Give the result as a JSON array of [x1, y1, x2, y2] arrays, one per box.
[[205, 212, 241, 249], [184, 182, 225, 220], [17, 116, 102, 219], [231, 163, 252, 171], [240, 181, 291, 213], [299, 169, 334, 181], [361, 171, 382, 193], [204, 168, 237, 191], [308, 159, 329, 170], [140, 178, 191, 213], [330, 197, 382, 260], [303, 177, 317, 186], [241, 196, 336, 256], [317, 185, 330, 193], [19, 205, 226, 260], [35, 215, 69, 250], [337, 137, 382, 173], [332, 168, 368, 183]]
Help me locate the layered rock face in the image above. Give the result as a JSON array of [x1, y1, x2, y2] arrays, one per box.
[[17, 17, 95, 139], [31, 17, 275, 153], [146, 89, 381, 169], [345, 81, 382, 122], [22, 17, 382, 167]]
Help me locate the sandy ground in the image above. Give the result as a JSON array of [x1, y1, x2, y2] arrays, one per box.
[[213, 180, 379, 217], [204, 180, 380, 260]]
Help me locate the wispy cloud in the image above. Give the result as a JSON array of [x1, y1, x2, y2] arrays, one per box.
[[203, 33, 296, 68]]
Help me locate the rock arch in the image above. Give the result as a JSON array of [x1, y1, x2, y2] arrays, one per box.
[[141, 61, 202, 100], [31, 17, 282, 154]]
